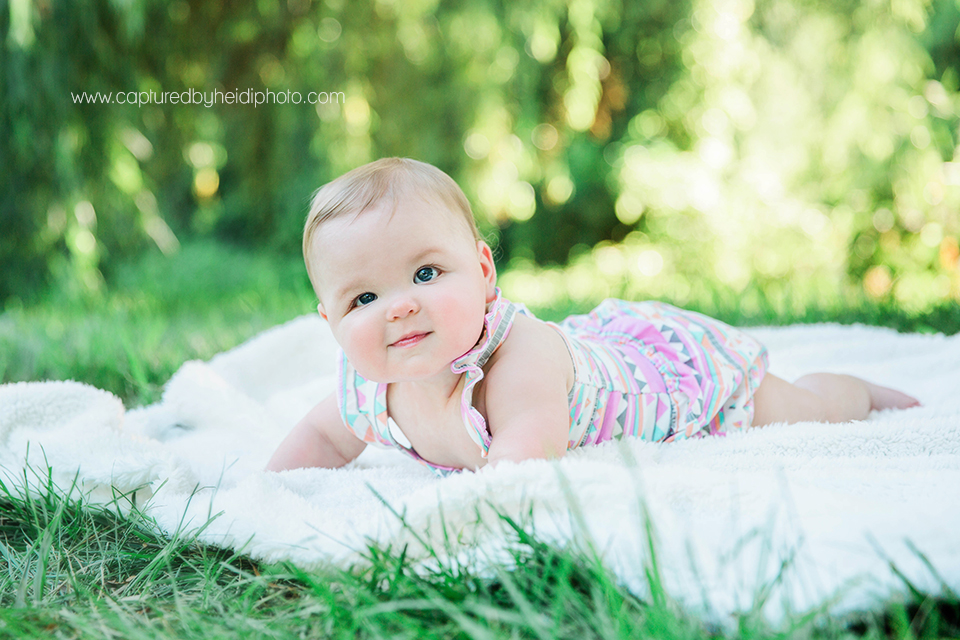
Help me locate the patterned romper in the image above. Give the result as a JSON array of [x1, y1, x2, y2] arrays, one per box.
[[337, 289, 769, 477]]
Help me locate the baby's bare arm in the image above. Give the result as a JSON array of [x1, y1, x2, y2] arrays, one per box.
[[265, 393, 367, 471], [484, 370, 570, 465], [483, 322, 572, 466]]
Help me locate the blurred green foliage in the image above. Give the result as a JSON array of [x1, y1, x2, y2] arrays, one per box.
[[0, 241, 318, 404], [2, 0, 959, 311], [3, 239, 958, 407]]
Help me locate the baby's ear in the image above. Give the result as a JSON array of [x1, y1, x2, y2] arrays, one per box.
[[477, 241, 497, 302], [316, 302, 328, 322]]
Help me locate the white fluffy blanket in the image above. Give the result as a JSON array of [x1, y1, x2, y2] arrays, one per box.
[[1, 316, 958, 624]]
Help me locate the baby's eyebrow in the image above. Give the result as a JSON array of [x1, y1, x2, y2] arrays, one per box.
[[331, 282, 363, 303], [410, 246, 446, 263], [326, 275, 368, 305]]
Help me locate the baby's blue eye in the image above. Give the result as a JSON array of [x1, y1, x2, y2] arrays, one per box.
[[355, 292, 377, 307], [414, 266, 439, 283]]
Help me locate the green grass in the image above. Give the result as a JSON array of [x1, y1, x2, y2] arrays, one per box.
[[0, 468, 704, 639], [1, 240, 959, 638], [2, 467, 956, 640]]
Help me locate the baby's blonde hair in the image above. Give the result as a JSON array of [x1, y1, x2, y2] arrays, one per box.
[[303, 157, 480, 292]]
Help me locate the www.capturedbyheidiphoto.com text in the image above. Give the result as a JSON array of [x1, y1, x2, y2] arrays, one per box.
[[71, 88, 346, 108]]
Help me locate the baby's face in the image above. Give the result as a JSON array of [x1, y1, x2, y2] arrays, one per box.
[[309, 196, 496, 383]]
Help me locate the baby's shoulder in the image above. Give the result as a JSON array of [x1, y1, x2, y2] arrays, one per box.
[[484, 313, 573, 389]]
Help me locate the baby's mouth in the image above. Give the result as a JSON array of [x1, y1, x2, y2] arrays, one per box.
[[390, 331, 430, 348]]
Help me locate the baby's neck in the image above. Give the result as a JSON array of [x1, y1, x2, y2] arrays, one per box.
[[392, 368, 464, 405]]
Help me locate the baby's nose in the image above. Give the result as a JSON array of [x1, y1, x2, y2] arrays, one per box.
[[387, 296, 420, 320]]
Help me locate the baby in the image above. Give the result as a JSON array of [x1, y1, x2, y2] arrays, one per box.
[[266, 158, 920, 476]]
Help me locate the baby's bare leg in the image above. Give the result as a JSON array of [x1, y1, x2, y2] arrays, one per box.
[[752, 373, 920, 427]]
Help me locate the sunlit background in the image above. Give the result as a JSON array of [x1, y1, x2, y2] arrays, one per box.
[[3, 0, 959, 316]]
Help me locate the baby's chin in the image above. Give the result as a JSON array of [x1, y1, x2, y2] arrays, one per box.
[[350, 339, 481, 383]]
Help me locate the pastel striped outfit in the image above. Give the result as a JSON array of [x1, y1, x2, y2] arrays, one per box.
[[337, 289, 768, 477]]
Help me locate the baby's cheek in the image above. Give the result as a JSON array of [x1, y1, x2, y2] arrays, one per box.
[[341, 320, 379, 364], [437, 296, 463, 320], [445, 297, 486, 346]]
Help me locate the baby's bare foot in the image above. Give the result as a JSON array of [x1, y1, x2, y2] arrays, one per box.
[[866, 381, 921, 411]]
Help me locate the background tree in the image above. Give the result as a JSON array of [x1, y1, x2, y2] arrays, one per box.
[[2, 0, 958, 313]]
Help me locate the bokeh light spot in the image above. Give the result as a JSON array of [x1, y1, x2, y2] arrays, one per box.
[[615, 193, 644, 225], [532, 124, 559, 151], [920, 222, 943, 248], [318, 18, 342, 43], [508, 182, 536, 221], [636, 249, 663, 277], [73, 229, 97, 255], [74, 201, 96, 229], [188, 142, 215, 168], [545, 175, 574, 205], [872, 208, 895, 233], [863, 265, 892, 298], [464, 132, 491, 159], [194, 168, 220, 198], [940, 237, 960, 270]]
